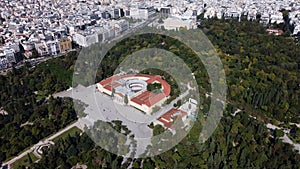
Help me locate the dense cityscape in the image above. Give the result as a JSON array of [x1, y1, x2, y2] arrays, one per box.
[[0, 0, 300, 70], [0, 0, 300, 169]]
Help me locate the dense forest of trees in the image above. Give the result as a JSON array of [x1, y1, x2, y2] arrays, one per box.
[[24, 105, 300, 169], [28, 121, 130, 169], [0, 52, 78, 163], [30, 133, 124, 169], [199, 18, 299, 122]]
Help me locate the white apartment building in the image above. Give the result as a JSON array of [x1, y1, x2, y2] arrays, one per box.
[[293, 25, 300, 35], [4, 48, 16, 63], [161, 17, 197, 30], [112, 20, 129, 36], [129, 8, 149, 20], [45, 40, 60, 55], [35, 42, 48, 56], [73, 32, 99, 47]]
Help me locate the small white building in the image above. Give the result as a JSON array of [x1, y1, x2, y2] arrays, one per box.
[[129, 8, 149, 20], [161, 17, 197, 30], [112, 19, 129, 36], [35, 42, 48, 56], [270, 13, 284, 24], [0, 50, 10, 69], [293, 25, 300, 35], [204, 7, 216, 19], [95, 26, 116, 42], [154, 98, 198, 133], [4, 48, 16, 63], [6, 42, 20, 52], [21, 41, 35, 51], [45, 40, 60, 55], [73, 31, 99, 47]]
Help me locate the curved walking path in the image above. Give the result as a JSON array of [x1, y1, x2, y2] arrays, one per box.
[[2, 121, 82, 167]]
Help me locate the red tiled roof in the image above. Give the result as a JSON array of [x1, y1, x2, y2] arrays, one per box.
[[103, 82, 121, 91], [98, 74, 171, 107], [131, 91, 166, 107], [111, 81, 121, 88], [99, 76, 121, 92], [158, 108, 188, 128], [158, 77, 171, 96], [104, 85, 113, 91], [99, 76, 115, 85], [116, 92, 124, 97]]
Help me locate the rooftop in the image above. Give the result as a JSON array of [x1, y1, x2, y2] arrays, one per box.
[[98, 73, 171, 108], [157, 108, 188, 128]]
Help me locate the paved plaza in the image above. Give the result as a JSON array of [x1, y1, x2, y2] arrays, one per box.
[[55, 85, 154, 156], [54, 84, 193, 157]]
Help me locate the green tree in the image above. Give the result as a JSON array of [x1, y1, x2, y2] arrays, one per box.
[[153, 125, 165, 136], [124, 94, 129, 104], [111, 88, 115, 97]]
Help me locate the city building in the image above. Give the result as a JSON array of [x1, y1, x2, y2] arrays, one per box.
[[97, 74, 171, 114], [3, 48, 16, 63], [0, 36, 4, 45], [59, 37, 72, 53], [155, 108, 188, 129], [160, 17, 197, 30], [0, 50, 10, 70], [160, 7, 171, 15], [94, 26, 116, 42], [0, 0, 299, 69], [154, 98, 198, 134], [45, 40, 60, 55], [0, 46, 18, 69], [35, 42, 48, 56], [129, 8, 148, 20], [112, 19, 130, 36], [21, 41, 35, 51], [73, 31, 99, 47]]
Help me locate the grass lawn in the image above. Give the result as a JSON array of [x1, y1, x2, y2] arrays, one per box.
[[53, 126, 82, 142], [11, 152, 39, 169]]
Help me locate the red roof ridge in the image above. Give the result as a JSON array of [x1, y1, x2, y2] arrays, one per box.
[[99, 73, 171, 108]]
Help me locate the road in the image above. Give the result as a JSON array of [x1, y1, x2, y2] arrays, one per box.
[[2, 121, 82, 167], [0, 48, 78, 75], [109, 13, 160, 43]]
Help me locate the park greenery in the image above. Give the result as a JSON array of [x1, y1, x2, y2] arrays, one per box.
[[1, 17, 300, 168], [23, 106, 300, 169], [199, 18, 299, 123], [0, 52, 78, 164], [53, 126, 82, 143], [31, 19, 300, 168], [30, 132, 124, 169], [141, 68, 181, 103], [146, 82, 162, 92], [29, 121, 132, 169], [11, 152, 38, 169]]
